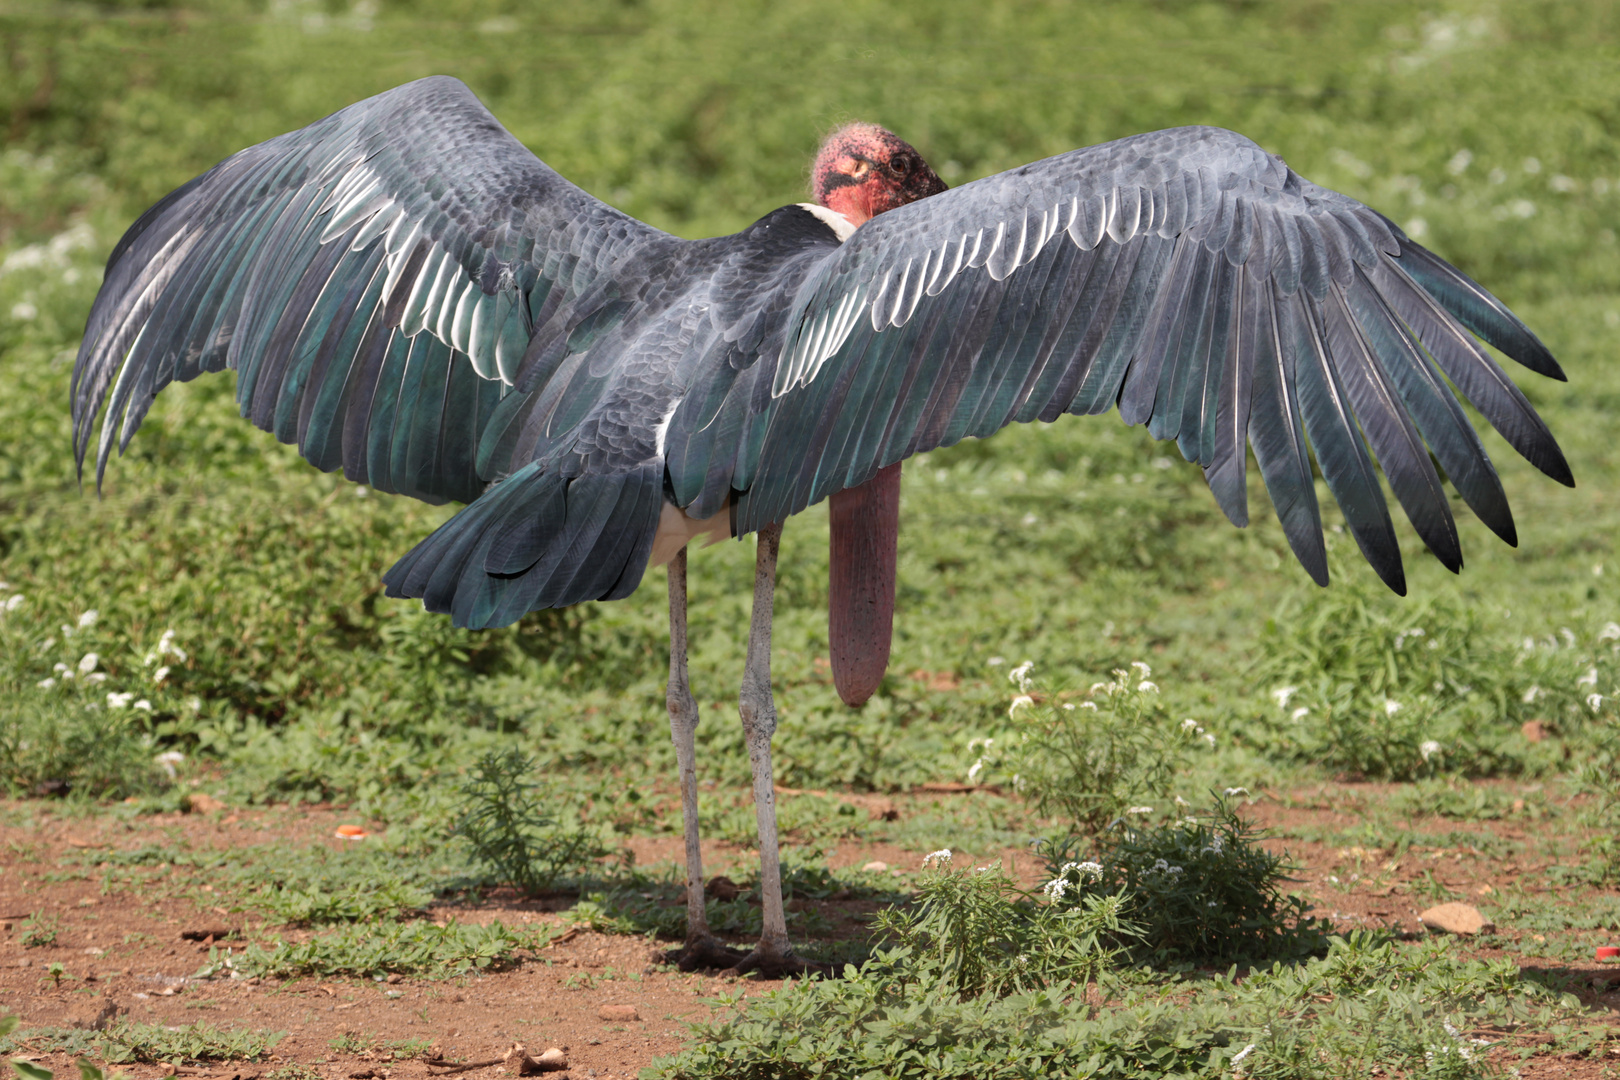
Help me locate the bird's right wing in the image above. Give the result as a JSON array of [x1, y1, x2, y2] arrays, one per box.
[[73, 75, 675, 507], [736, 126, 1572, 594]]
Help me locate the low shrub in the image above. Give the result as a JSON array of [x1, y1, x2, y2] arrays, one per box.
[[871, 852, 1133, 996], [1036, 798, 1328, 965], [451, 749, 616, 895], [966, 661, 1211, 833]]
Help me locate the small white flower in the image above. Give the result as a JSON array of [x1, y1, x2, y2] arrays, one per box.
[[106, 692, 134, 709], [1008, 694, 1034, 717], [1127, 806, 1154, 815], [1271, 686, 1297, 708], [76, 609, 99, 629], [1180, 718, 1199, 731], [78, 652, 99, 674], [1062, 702, 1075, 711], [153, 666, 170, 684], [1522, 684, 1542, 704], [922, 848, 952, 867], [36, 678, 55, 690], [3, 593, 23, 612], [1562, 627, 1577, 647], [53, 662, 69, 674], [987, 656, 1006, 667], [1131, 661, 1151, 678], [967, 759, 985, 783], [1600, 622, 1620, 642], [1290, 706, 1310, 721], [1223, 787, 1249, 798], [1008, 659, 1034, 685], [1080, 701, 1097, 710], [1384, 699, 1402, 715], [85, 672, 106, 683], [1230, 1042, 1257, 1066], [1202, 733, 1216, 748], [1579, 668, 1599, 687], [1043, 877, 1069, 901], [1090, 682, 1110, 694], [1419, 740, 1442, 762], [1137, 680, 1158, 693], [1588, 693, 1605, 711], [133, 699, 151, 712], [154, 750, 185, 779], [188, 697, 202, 712]]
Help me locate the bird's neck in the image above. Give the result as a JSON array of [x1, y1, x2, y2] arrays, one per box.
[[819, 185, 875, 227]]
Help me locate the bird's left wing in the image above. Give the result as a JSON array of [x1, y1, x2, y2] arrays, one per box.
[[733, 127, 1572, 593], [72, 75, 675, 507]]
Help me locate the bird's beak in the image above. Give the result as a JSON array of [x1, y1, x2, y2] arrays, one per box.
[[902, 163, 948, 205]]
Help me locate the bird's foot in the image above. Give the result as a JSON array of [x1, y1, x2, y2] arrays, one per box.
[[661, 935, 750, 973], [724, 947, 836, 980]]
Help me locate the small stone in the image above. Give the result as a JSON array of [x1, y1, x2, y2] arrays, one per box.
[[1511, 799, 1526, 813], [384, 973, 404, 984], [186, 792, 227, 814], [597, 1004, 639, 1022], [534, 1049, 568, 1071], [861, 861, 888, 873], [1476, 883, 1495, 896], [1419, 902, 1494, 935], [1521, 720, 1548, 743]]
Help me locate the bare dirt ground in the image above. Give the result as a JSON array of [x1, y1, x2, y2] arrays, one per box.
[[0, 786, 1617, 1078]]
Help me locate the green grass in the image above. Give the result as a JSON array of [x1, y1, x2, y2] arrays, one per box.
[[0, 1020, 283, 1065], [1, 0, 1619, 1075], [198, 918, 556, 980]]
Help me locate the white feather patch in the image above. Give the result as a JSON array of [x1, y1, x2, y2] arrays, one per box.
[[797, 203, 857, 242]]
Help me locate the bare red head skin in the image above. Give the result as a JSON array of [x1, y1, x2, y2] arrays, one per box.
[[813, 124, 945, 707], [810, 122, 947, 227]]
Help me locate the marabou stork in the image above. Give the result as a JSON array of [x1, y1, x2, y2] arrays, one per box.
[[73, 77, 1572, 977]]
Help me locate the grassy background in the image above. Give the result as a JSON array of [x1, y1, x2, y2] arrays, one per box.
[[0, 0, 1617, 814]]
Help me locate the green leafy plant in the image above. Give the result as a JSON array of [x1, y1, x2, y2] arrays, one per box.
[[968, 661, 1208, 833], [97, 1020, 283, 1064], [1036, 797, 1328, 964], [1247, 583, 1616, 779], [17, 914, 57, 949], [197, 919, 555, 981], [871, 852, 1134, 997], [451, 749, 614, 895]]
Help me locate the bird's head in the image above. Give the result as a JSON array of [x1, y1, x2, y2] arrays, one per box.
[[810, 122, 947, 228]]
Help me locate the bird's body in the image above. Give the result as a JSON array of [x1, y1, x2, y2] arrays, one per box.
[[74, 76, 1572, 975]]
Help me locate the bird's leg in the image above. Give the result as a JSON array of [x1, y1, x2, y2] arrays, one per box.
[[732, 523, 832, 979], [661, 548, 748, 973]]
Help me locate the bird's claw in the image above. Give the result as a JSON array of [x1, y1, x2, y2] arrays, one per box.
[[724, 948, 836, 980], [661, 936, 750, 972]]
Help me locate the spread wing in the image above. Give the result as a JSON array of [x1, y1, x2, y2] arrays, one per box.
[[73, 74, 673, 506], [72, 76, 846, 627], [733, 126, 1572, 593]]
